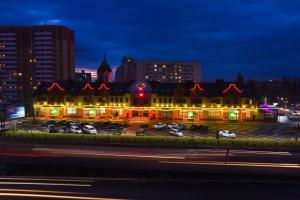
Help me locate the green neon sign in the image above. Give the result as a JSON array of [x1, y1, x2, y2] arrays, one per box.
[[228, 111, 236, 120], [88, 109, 96, 117], [50, 107, 59, 116], [188, 111, 194, 119]]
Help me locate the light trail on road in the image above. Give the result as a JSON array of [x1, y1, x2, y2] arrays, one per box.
[[160, 160, 300, 169]]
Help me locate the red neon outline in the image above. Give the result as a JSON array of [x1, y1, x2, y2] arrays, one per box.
[[47, 82, 65, 91], [82, 83, 94, 90], [98, 83, 110, 90], [190, 83, 204, 91], [222, 83, 242, 93]]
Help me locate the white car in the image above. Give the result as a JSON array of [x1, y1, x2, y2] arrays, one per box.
[[82, 125, 97, 134], [218, 130, 236, 138], [153, 123, 167, 129], [70, 126, 82, 134], [170, 128, 183, 137]]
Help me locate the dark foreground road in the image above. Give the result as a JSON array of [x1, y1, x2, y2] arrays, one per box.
[[0, 140, 300, 199], [0, 176, 300, 199]]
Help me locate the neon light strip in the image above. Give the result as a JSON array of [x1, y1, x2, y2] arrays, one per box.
[[82, 83, 94, 90], [190, 83, 204, 91], [98, 83, 110, 90], [222, 83, 242, 93], [47, 82, 65, 91]]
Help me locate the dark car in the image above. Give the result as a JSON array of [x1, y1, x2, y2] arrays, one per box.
[[47, 125, 59, 133], [56, 120, 67, 126], [78, 122, 90, 128], [42, 120, 57, 126], [189, 124, 208, 132], [59, 126, 71, 133], [141, 124, 149, 129]]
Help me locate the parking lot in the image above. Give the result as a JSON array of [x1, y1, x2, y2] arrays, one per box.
[[6, 116, 300, 140]]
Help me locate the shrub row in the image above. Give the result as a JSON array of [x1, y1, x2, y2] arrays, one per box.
[[3, 130, 300, 150]]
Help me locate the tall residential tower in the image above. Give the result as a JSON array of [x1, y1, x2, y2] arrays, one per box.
[[0, 25, 75, 115]]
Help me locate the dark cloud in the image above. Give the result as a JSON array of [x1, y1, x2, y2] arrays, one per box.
[[1, 0, 300, 81]]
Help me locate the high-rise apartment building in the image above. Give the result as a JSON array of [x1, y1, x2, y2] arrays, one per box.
[[75, 70, 92, 82], [115, 56, 201, 83], [0, 25, 74, 115]]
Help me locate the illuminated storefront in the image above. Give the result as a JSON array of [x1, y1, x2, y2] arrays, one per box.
[[33, 81, 269, 122]]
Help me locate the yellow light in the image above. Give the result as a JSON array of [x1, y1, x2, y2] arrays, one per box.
[[184, 104, 187, 107], [217, 105, 221, 108], [251, 105, 255, 108], [96, 103, 99, 106], [166, 104, 169, 107], [118, 104, 121, 107], [66, 102, 69, 106], [43, 102, 47, 105], [78, 103, 81, 106], [156, 104, 159, 107], [242, 105, 246, 108], [202, 104, 206, 108]]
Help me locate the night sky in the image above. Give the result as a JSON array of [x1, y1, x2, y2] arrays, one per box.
[[1, 0, 300, 81]]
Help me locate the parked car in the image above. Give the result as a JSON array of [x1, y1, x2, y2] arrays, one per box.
[[70, 126, 82, 134], [56, 120, 67, 126], [170, 128, 183, 137], [141, 124, 149, 129], [69, 121, 80, 126], [42, 120, 57, 126], [218, 130, 236, 138], [47, 125, 59, 133], [59, 126, 71, 133], [82, 125, 97, 134], [153, 123, 167, 129], [78, 122, 90, 128], [168, 122, 178, 129], [189, 124, 208, 132], [136, 128, 145, 136]]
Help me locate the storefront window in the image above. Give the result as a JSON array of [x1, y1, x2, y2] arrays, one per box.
[[67, 108, 76, 115]]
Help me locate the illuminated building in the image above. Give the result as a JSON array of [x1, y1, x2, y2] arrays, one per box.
[[33, 81, 267, 122], [0, 25, 75, 115], [115, 56, 201, 83], [34, 81, 270, 122], [75, 70, 92, 82]]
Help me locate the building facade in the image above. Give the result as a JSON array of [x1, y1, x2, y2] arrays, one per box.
[[115, 56, 201, 83], [33, 81, 270, 123], [75, 70, 92, 82], [0, 25, 75, 115]]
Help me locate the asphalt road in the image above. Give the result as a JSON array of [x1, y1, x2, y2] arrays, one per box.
[[0, 141, 300, 199], [0, 176, 300, 199], [1, 140, 300, 177]]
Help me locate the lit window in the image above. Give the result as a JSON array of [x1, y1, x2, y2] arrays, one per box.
[[67, 108, 76, 115], [145, 76, 149, 79], [162, 65, 166, 68]]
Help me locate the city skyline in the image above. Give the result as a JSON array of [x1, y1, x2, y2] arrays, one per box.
[[1, 0, 300, 81]]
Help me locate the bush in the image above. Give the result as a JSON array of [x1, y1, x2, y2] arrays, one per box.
[[2, 130, 300, 150]]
